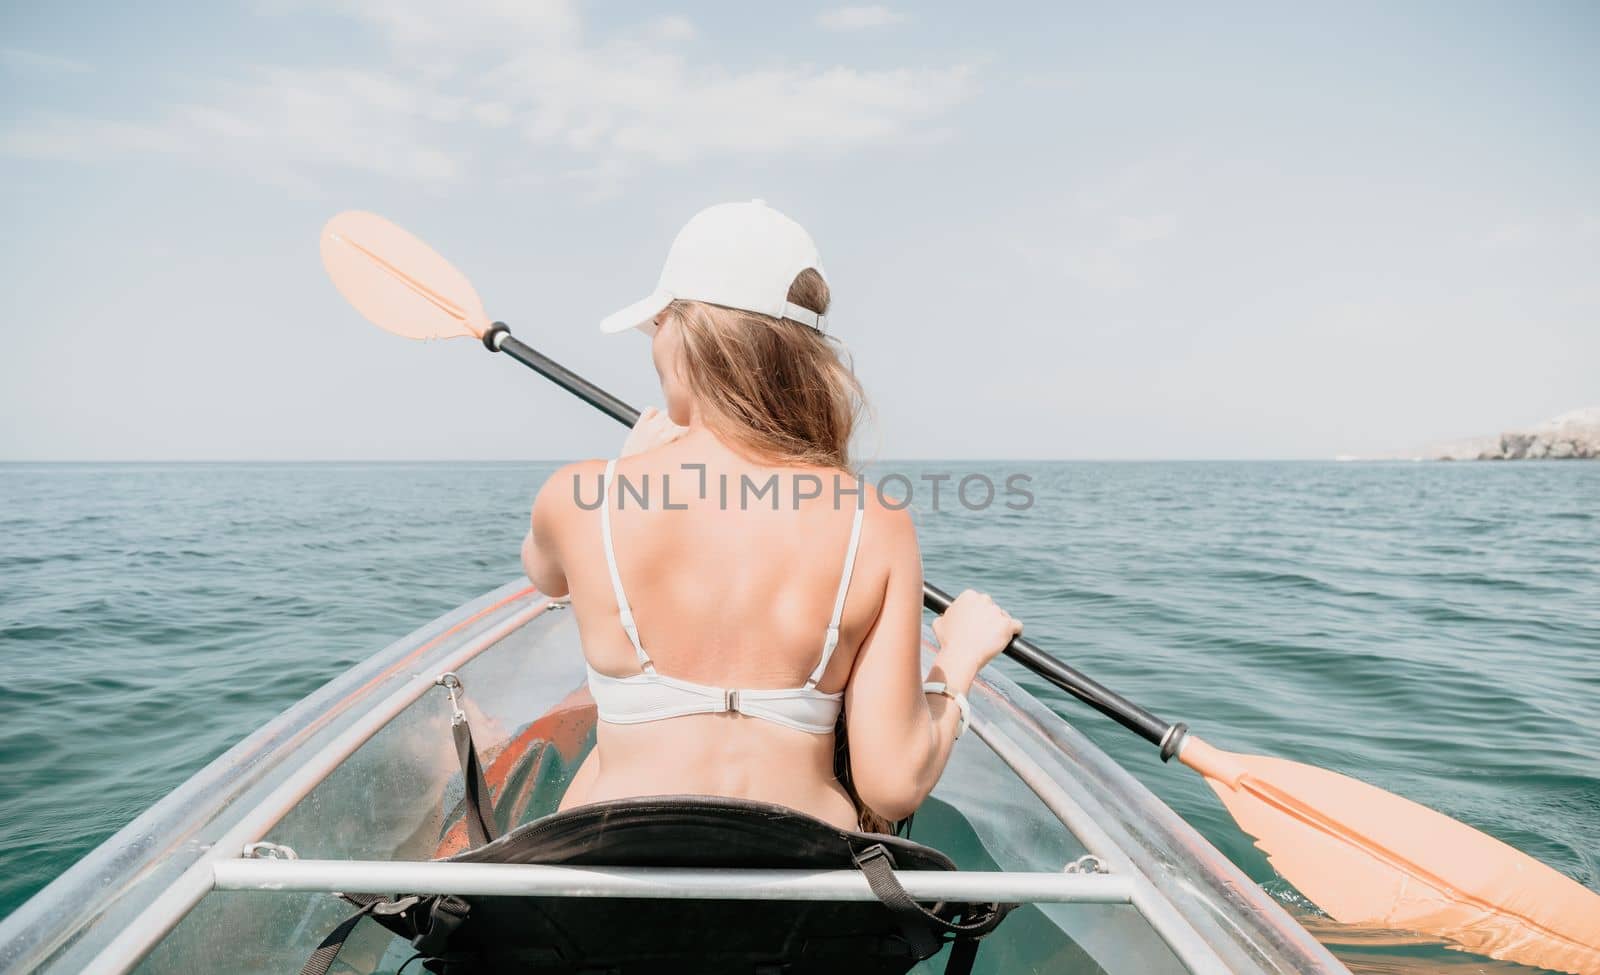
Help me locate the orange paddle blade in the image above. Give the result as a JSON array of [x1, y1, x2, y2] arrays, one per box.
[[320, 211, 490, 341], [1180, 736, 1600, 975]]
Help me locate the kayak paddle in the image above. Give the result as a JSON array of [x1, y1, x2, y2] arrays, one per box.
[[320, 210, 1600, 975]]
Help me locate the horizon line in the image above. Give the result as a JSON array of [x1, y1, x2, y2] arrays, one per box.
[[0, 456, 1438, 465]]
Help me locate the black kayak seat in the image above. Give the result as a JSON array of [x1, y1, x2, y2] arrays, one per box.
[[304, 796, 1010, 975]]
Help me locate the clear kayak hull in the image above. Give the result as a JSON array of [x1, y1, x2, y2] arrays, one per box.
[[0, 583, 1347, 974]]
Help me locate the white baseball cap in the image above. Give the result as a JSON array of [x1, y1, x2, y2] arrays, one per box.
[[599, 199, 827, 334]]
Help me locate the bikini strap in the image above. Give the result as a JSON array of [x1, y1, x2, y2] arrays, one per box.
[[806, 502, 865, 689], [600, 459, 655, 673]]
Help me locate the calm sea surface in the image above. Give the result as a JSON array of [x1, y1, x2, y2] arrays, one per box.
[[1, 461, 1596, 972]]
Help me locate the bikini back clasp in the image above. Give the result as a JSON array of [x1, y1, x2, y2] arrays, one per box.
[[585, 457, 864, 735]]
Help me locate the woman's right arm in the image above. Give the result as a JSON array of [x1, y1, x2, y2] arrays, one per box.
[[842, 507, 1021, 823], [521, 461, 600, 598]]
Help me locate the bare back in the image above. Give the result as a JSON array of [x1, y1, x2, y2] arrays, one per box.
[[530, 431, 893, 827]]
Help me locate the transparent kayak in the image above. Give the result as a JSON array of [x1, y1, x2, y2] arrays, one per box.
[[0, 583, 1348, 974]]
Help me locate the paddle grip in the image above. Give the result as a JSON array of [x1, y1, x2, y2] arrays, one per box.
[[491, 326, 641, 428], [490, 323, 1182, 753], [921, 583, 1176, 748]]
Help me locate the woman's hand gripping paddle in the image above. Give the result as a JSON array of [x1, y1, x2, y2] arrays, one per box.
[[319, 210, 1600, 975]]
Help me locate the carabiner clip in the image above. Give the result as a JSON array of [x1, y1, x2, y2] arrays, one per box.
[[435, 671, 467, 726]]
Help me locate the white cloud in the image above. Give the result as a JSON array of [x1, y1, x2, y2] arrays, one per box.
[[1, 117, 180, 162], [1012, 156, 1191, 291], [566, 157, 630, 203], [1062, 250, 1140, 291], [1056, 213, 1179, 290], [1115, 213, 1179, 246], [3, 67, 469, 184], [817, 6, 908, 31], [1471, 222, 1538, 252], [646, 15, 698, 42], [1070, 154, 1194, 213], [1465, 216, 1600, 253], [1, 48, 92, 75], [498, 50, 972, 164], [1, 2, 969, 195], [328, 0, 582, 55]]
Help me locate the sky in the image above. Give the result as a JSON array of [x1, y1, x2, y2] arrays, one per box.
[[2, 1, 1596, 460]]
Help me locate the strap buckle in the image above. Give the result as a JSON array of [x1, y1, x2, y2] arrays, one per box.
[[411, 895, 470, 956], [723, 688, 741, 713], [852, 842, 893, 870], [370, 895, 422, 916]]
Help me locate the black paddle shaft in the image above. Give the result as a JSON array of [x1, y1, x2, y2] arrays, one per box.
[[919, 583, 1177, 748], [483, 322, 1186, 754]]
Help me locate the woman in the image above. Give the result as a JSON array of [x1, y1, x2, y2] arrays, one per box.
[[521, 200, 1021, 832]]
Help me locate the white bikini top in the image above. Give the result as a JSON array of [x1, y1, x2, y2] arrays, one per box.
[[586, 458, 864, 735]]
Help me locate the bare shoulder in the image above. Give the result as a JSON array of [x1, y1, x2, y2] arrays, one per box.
[[532, 459, 608, 532], [856, 476, 919, 559]]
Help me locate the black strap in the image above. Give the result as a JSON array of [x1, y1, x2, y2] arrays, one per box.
[[299, 899, 380, 975], [852, 843, 1004, 973], [453, 717, 499, 848], [945, 935, 980, 975], [300, 893, 429, 975], [853, 844, 1005, 939]]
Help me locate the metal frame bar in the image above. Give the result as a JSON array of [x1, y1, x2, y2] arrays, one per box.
[[78, 598, 554, 975], [214, 860, 1134, 904], [969, 709, 1235, 975]]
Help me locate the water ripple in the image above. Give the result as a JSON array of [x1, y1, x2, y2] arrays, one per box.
[[1, 459, 1597, 975]]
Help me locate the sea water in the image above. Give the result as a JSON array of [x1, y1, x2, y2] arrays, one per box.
[[1, 460, 1595, 973]]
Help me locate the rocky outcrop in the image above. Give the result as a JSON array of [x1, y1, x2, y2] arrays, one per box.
[[1347, 408, 1600, 461], [1470, 407, 1600, 461]]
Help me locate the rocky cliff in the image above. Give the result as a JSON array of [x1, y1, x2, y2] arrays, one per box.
[[1430, 407, 1600, 461]]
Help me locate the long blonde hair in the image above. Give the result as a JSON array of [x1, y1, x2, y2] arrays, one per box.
[[663, 270, 898, 833], [660, 269, 865, 472]]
